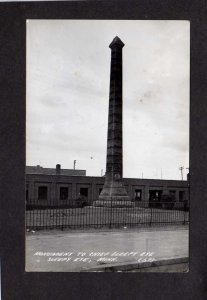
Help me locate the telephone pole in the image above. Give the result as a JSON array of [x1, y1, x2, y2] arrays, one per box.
[[186, 167, 190, 181], [179, 166, 184, 180]]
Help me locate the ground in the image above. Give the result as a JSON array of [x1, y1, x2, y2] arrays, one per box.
[[26, 225, 189, 272]]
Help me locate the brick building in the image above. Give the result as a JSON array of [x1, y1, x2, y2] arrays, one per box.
[[26, 164, 189, 207]]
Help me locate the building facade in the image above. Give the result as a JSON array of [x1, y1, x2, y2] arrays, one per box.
[[26, 165, 189, 207]]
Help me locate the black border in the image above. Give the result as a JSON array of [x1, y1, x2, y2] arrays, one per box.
[[0, 1, 207, 299]]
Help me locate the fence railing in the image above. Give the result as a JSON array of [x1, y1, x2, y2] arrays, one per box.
[[26, 200, 189, 230]]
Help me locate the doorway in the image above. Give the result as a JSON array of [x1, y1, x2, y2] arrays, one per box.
[[149, 190, 162, 207], [79, 188, 88, 199]]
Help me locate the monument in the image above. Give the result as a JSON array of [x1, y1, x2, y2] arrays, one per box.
[[94, 36, 133, 207]]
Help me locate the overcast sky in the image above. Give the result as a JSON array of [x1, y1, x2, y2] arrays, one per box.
[[26, 20, 189, 180]]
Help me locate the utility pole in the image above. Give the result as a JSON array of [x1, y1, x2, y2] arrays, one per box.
[[179, 166, 184, 180], [186, 167, 190, 207], [73, 160, 76, 170], [186, 167, 190, 181]]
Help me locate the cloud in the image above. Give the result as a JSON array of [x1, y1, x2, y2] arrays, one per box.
[[27, 20, 189, 179]]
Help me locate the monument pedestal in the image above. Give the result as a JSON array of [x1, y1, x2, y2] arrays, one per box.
[[93, 200, 134, 208], [93, 173, 134, 207], [94, 176, 134, 208]]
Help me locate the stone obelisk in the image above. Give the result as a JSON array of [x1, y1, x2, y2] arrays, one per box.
[[94, 36, 132, 207]]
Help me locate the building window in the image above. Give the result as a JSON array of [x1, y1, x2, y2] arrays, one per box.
[[149, 190, 162, 201], [79, 188, 88, 199], [149, 190, 163, 207], [38, 186, 48, 200], [60, 187, 68, 200], [134, 189, 142, 201], [179, 191, 185, 202]]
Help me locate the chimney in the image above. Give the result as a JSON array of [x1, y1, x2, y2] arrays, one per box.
[[56, 164, 61, 175]]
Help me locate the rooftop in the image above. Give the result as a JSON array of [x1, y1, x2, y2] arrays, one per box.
[[26, 165, 86, 176]]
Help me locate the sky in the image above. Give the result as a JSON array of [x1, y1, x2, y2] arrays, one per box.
[[26, 20, 189, 180]]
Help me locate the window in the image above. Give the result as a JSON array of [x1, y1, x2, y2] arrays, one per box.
[[134, 189, 142, 201], [80, 188, 88, 198], [149, 190, 162, 201], [179, 191, 185, 202], [149, 190, 163, 208], [38, 186, 48, 200], [60, 187, 68, 200]]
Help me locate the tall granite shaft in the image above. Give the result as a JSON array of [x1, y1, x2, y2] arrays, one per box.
[[94, 36, 131, 207]]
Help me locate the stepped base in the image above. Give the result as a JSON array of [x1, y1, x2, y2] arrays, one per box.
[[93, 197, 134, 208]]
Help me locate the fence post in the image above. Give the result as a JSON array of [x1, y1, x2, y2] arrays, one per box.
[[109, 196, 112, 229], [183, 200, 187, 225], [149, 205, 152, 227]]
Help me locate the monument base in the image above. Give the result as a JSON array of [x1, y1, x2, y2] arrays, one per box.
[[93, 197, 134, 208]]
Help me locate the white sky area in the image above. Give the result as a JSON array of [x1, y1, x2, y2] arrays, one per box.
[[26, 20, 189, 180]]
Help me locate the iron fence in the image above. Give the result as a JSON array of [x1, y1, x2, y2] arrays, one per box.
[[26, 200, 189, 230]]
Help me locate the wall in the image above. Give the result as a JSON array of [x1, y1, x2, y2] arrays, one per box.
[[26, 174, 189, 205]]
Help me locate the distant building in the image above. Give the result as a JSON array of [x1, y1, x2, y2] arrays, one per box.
[[26, 164, 86, 176], [26, 164, 189, 207]]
